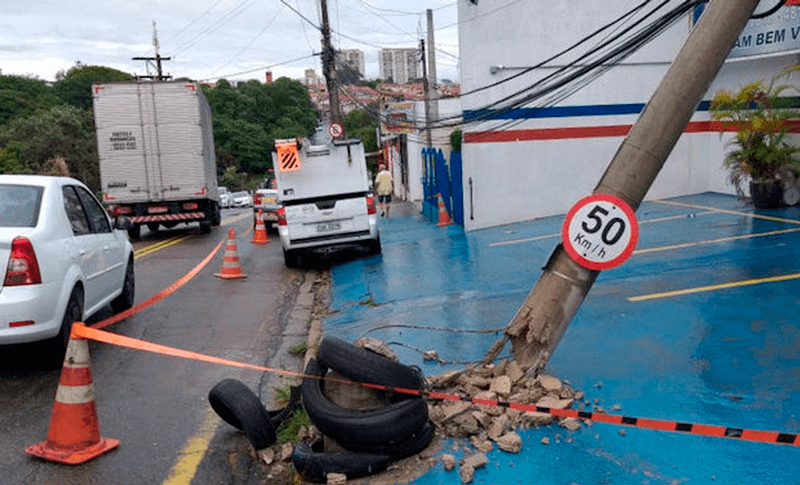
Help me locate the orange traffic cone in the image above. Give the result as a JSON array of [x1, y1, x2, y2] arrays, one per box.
[[26, 329, 119, 464], [251, 209, 270, 245], [436, 193, 453, 227], [215, 227, 247, 279]]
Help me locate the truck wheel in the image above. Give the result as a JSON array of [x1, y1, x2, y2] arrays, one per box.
[[147, 223, 159, 232], [212, 202, 221, 226], [200, 220, 212, 234], [128, 225, 141, 240]]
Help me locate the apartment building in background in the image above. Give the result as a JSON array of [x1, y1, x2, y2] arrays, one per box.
[[336, 49, 366, 79], [379, 48, 420, 85]]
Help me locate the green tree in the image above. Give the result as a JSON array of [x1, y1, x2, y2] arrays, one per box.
[[54, 64, 133, 110], [0, 105, 99, 189], [0, 75, 61, 126], [343, 107, 380, 153]]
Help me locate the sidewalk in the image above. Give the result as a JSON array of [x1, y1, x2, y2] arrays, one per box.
[[323, 194, 800, 484]]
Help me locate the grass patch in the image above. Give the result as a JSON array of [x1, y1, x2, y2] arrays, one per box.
[[276, 405, 311, 444], [288, 340, 307, 356]]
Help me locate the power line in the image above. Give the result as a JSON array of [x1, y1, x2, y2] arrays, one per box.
[[199, 53, 318, 82]]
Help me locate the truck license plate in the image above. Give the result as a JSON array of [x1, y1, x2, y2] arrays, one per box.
[[316, 221, 341, 232]]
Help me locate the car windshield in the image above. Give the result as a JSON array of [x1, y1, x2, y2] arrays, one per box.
[[0, 184, 44, 228]]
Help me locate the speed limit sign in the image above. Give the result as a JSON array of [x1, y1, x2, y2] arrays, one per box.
[[562, 193, 639, 271], [328, 122, 343, 139]]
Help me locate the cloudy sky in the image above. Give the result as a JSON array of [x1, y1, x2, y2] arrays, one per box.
[[1, 0, 459, 84]]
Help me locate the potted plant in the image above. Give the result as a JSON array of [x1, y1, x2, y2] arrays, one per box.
[[710, 69, 800, 209]]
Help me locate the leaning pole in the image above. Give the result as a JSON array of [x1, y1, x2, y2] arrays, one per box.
[[502, 0, 762, 371]]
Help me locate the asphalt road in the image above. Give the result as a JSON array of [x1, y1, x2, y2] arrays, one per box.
[[0, 208, 312, 485]]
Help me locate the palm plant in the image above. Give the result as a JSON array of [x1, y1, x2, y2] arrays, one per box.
[[710, 69, 800, 200]]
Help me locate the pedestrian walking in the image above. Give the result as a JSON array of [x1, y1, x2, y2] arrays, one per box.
[[374, 163, 393, 217]]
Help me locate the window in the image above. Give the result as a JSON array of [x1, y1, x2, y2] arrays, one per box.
[[0, 184, 43, 228], [74, 186, 111, 233], [62, 187, 91, 236]]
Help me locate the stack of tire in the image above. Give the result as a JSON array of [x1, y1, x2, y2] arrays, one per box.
[[294, 337, 434, 483]]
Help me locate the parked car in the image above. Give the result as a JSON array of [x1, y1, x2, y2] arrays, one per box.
[[253, 188, 280, 232], [218, 186, 232, 208], [0, 175, 135, 352], [231, 191, 253, 208]]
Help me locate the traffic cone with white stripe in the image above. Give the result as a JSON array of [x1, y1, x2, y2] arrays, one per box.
[[26, 328, 119, 464], [436, 193, 453, 227], [251, 209, 270, 245], [215, 227, 247, 279]]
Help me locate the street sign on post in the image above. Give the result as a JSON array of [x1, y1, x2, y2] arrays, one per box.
[[562, 193, 638, 271], [328, 122, 343, 139]]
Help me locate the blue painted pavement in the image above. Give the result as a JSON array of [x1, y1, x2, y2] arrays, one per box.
[[323, 193, 800, 484]]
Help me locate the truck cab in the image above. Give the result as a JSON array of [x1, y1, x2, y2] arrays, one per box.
[[273, 134, 381, 267]]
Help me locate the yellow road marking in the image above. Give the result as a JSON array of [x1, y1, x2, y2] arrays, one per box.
[[162, 409, 221, 485], [135, 235, 191, 260], [629, 272, 800, 302], [652, 199, 800, 225], [634, 227, 800, 254]]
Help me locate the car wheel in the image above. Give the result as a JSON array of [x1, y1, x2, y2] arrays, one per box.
[[51, 287, 83, 354], [301, 359, 429, 448], [111, 258, 135, 312], [283, 249, 302, 268], [128, 224, 141, 240], [208, 378, 277, 450], [367, 235, 382, 256], [147, 222, 160, 232], [316, 336, 425, 392], [292, 440, 392, 484]]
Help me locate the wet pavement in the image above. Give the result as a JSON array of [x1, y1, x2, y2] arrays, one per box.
[[322, 193, 800, 484]]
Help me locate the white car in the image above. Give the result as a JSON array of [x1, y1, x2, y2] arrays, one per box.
[[231, 191, 253, 208], [0, 175, 135, 352], [218, 186, 232, 208]]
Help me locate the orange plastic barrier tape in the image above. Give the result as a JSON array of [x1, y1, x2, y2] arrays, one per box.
[[90, 239, 225, 331], [70, 323, 799, 448]]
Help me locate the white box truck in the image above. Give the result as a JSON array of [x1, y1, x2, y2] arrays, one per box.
[[92, 81, 221, 239], [274, 131, 381, 267]]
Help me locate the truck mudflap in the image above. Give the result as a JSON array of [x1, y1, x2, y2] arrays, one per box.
[[129, 212, 206, 223]]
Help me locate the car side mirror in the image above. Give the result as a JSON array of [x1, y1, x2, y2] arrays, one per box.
[[114, 216, 133, 231]]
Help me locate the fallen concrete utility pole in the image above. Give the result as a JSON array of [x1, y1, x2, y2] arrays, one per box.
[[500, 0, 761, 372]]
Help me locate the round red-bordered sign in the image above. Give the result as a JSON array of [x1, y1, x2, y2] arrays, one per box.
[[328, 122, 343, 138], [562, 193, 638, 271]]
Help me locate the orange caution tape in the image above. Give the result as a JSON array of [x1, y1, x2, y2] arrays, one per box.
[[90, 238, 225, 330], [70, 323, 799, 448]]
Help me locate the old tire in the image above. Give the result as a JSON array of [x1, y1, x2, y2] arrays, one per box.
[[301, 359, 429, 447], [316, 336, 425, 392], [340, 419, 435, 459], [208, 378, 276, 450], [111, 258, 135, 312], [292, 441, 391, 483]]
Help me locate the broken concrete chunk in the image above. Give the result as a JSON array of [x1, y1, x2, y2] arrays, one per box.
[[441, 401, 472, 422], [280, 442, 294, 461], [538, 375, 562, 392], [536, 395, 573, 410], [442, 454, 456, 471], [422, 350, 440, 361], [470, 435, 494, 453], [487, 413, 510, 441], [353, 337, 399, 361], [492, 359, 508, 378], [497, 432, 523, 453], [459, 464, 475, 483], [454, 413, 481, 436], [462, 452, 489, 469], [471, 410, 491, 429], [460, 374, 492, 389], [489, 375, 512, 396], [327, 472, 347, 485], [559, 417, 582, 432], [506, 360, 524, 384], [257, 448, 275, 465]]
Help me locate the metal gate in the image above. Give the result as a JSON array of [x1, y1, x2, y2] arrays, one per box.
[[422, 148, 463, 226]]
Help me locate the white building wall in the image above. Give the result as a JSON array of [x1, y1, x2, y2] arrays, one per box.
[[458, 0, 800, 231]]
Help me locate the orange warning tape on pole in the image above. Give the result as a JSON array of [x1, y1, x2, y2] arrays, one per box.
[[71, 323, 799, 448]]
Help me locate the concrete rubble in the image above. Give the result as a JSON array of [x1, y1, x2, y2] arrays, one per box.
[[428, 359, 588, 482]]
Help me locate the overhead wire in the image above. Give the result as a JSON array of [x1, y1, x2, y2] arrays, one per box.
[[169, 0, 258, 56]]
